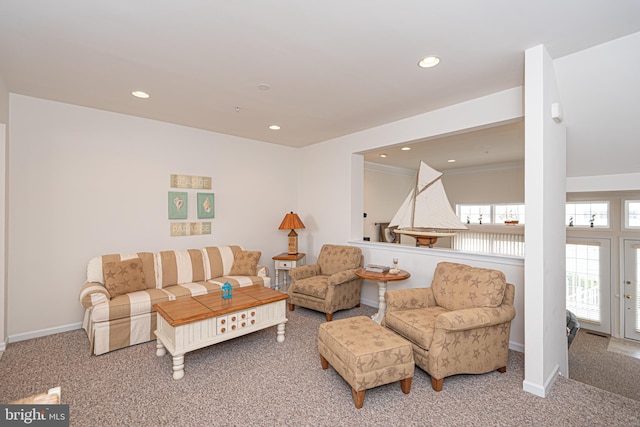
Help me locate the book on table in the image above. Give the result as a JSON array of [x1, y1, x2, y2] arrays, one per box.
[[365, 264, 390, 273]]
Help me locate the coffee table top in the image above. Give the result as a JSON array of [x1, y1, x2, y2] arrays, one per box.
[[153, 285, 288, 326]]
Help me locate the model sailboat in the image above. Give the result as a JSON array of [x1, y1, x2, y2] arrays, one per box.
[[389, 160, 467, 247]]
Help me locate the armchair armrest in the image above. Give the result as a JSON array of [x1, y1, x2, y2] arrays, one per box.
[[289, 264, 321, 281], [435, 305, 516, 332], [327, 268, 359, 287], [79, 282, 110, 308], [385, 288, 436, 312]]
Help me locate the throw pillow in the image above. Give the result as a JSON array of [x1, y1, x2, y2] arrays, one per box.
[[229, 251, 261, 276], [103, 258, 147, 298]]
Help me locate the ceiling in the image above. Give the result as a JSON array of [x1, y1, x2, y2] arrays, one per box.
[[1, 1, 639, 154]]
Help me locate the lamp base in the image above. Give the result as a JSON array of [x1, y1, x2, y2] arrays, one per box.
[[287, 229, 298, 255]]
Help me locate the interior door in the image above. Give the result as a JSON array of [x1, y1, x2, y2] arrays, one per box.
[[623, 239, 640, 341]]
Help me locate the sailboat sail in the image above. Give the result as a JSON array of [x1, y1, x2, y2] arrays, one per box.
[[389, 160, 467, 234]]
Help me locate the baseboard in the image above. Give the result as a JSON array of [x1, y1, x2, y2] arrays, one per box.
[[522, 363, 560, 397], [360, 297, 378, 308], [0, 340, 5, 352], [509, 341, 524, 353], [8, 322, 82, 344]]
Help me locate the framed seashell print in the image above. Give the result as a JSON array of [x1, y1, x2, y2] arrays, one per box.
[[168, 191, 188, 219], [197, 193, 215, 219]]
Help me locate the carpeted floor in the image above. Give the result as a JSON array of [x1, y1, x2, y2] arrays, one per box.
[[1, 305, 639, 426], [569, 328, 640, 402]]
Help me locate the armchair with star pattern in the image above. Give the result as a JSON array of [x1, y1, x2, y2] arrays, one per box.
[[382, 262, 515, 391]]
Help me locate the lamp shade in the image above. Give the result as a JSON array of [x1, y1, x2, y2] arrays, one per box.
[[278, 212, 305, 230]]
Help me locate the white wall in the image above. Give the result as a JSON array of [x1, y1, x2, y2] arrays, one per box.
[[363, 163, 414, 242], [7, 94, 298, 340], [298, 88, 526, 350], [0, 75, 7, 350], [523, 45, 567, 397]]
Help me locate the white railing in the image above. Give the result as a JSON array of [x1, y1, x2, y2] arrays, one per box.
[[566, 273, 601, 322], [453, 231, 525, 257]]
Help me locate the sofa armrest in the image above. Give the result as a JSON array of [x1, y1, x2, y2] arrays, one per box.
[[435, 305, 516, 332], [327, 268, 359, 287], [385, 288, 435, 312], [289, 264, 321, 281], [257, 264, 269, 277], [79, 282, 110, 309]]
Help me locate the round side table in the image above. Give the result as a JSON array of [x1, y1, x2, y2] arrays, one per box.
[[355, 268, 410, 324]]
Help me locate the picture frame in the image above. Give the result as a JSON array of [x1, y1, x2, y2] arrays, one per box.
[[197, 193, 215, 219], [168, 191, 188, 219]]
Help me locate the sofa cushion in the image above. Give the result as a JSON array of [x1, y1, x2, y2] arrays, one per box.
[[229, 251, 261, 276], [87, 252, 157, 289], [384, 306, 449, 349], [317, 245, 362, 276], [431, 262, 506, 311], [91, 288, 171, 322], [162, 281, 222, 299], [157, 249, 206, 287], [203, 246, 242, 279], [103, 258, 147, 298]]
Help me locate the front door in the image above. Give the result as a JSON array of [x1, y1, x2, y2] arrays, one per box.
[[623, 239, 640, 341]]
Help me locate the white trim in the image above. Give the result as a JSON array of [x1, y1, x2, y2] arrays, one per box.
[[8, 322, 82, 344], [522, 364, 560, 397], [0, 341, 5, 351]]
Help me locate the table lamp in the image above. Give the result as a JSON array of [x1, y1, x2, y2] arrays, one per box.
[[278, 211, 305, 255]]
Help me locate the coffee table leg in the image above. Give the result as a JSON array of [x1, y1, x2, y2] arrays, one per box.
[[276, 322, 286, 343], [156, 340, 166, 357], [172, 354, 185, 380]]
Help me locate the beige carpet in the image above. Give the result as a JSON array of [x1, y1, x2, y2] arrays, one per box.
[[569, 329, 640, 402], [1, 305, 639, 426]]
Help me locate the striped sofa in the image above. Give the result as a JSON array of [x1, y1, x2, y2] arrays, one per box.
[[79, 246, 270, 355]]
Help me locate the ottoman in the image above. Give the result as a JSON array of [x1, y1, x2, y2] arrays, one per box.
[[317, 316, 414, 409]]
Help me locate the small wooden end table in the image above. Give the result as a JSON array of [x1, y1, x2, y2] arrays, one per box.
[[355, 268, 410, 324], [272, 252, 306, 290]]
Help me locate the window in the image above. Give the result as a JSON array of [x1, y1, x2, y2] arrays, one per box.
[[625, 200, 640, 229], [494, 204, 525, 225], [565, 202, 609, 228], [456, 204, 492, 224]]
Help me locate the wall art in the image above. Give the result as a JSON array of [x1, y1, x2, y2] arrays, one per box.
[[170, 222, 211, 236], [170, 174, 212, 189], [197, 193, 215, 219], [168, 191, 188, 219]]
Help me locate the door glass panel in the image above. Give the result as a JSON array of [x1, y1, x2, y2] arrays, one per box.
[[566, 243, 601, 323]]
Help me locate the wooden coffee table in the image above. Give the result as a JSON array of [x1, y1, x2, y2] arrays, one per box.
[[154, 285, 289, 380]]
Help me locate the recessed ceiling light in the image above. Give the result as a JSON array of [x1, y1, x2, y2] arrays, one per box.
[[380, 154, 387, 158], [447, 159, 456, 163], [418, 56, 440, 68], [258, 83, 272, 91], [131, 90, 150, 99], [269, 125, 281, 130], [401, 147, 411, 151]]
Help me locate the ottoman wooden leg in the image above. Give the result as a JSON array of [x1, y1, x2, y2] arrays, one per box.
[[351, 388, 365, 409], [400, 377, 412, 394], [319, 354, 329, 370], [431, 377, 444, 392]]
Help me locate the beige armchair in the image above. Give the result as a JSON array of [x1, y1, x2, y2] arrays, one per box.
[[382, 262, 515, 391], [288, 244, 363, 321]]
